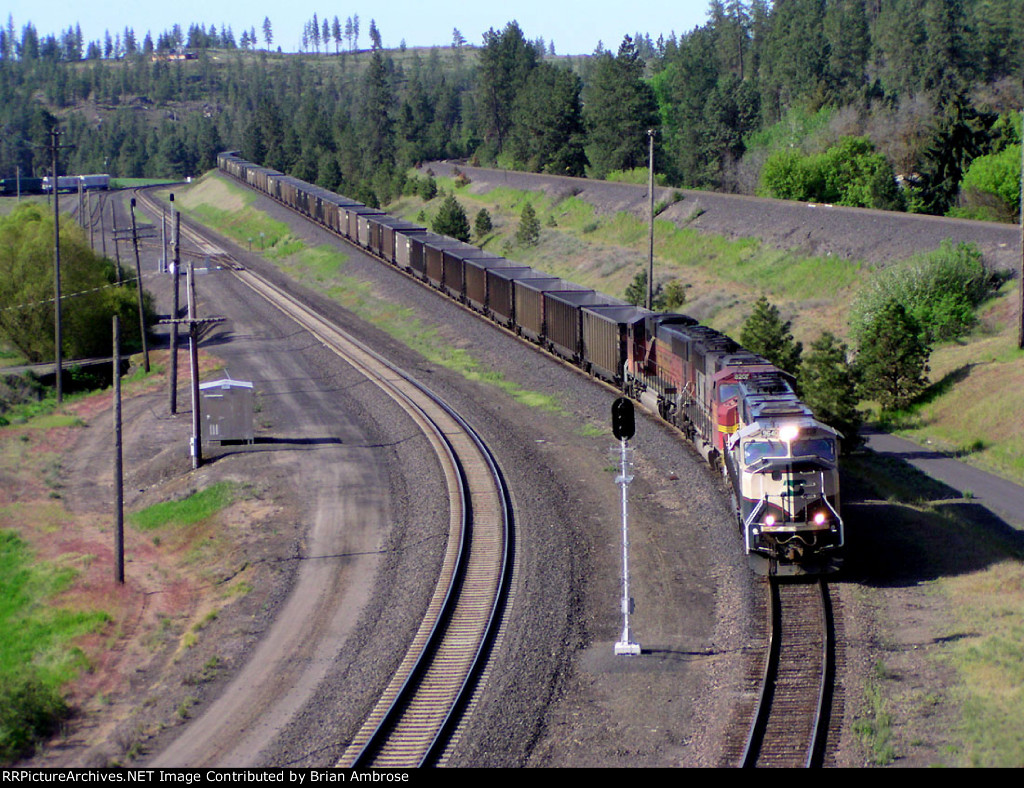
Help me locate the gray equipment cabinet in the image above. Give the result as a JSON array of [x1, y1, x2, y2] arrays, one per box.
[[199, 377, 255, 445]]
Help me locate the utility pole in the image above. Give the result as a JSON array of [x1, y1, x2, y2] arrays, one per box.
[[113, 316, 124, 585], [129, 199, 151, 373], [49, 127, 74, 404], [170, 206, 181, 415], [1018, 109, 1024, 350], [646, 128, 656, 312], [111, 202, 122, 285], [189, 262, 201, 468], [159, 264, 223, 469]]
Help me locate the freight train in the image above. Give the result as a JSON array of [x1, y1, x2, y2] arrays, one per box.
[[0, 174, 109, 196], [217, 151, 843, 575]]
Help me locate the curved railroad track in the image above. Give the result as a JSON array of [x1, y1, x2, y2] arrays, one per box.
[[742, 578, 835, 768], [134, 189, 513, 767]]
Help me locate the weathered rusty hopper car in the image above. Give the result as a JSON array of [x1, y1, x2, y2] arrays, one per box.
[[441, 248, 505, 301], [486, 268, 543, 327], [513, 278, 588, 344], [423, 237, 471, 289], [464, 257, 522, 313], [545, 290, 627, 363], [581, 305, 650, 384], [369, 216, 428, 263]]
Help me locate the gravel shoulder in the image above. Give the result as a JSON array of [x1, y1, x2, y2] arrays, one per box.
[[18, 187, 752, 767]]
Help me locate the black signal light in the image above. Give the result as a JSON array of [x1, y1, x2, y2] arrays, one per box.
[[612, 397, 635, 441]]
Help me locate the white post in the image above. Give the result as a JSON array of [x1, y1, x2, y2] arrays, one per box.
[[614, 437, 641, 656]]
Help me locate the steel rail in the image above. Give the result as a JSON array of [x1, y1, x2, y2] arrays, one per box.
[[742, 578, 834, 768]]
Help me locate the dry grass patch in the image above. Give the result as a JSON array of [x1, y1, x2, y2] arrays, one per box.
[[941, 560, 1024, 767]]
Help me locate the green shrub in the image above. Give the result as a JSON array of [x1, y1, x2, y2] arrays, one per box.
[[474, 208, 493, 239], [855, 301, 930, 411], [431, 194, 470, 242], [605, 168, 669, 186], [849, 241, 993, 344], [955, 144, 1022, 223], [758, 137, 902, 210], [0, 675, 68, 763], [516, 203, 540, 247]]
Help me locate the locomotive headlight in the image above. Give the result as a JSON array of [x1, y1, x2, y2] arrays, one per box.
[[779, 424, 800, 443], [764, 514, 776, 526], [813, 511, 827, 525]]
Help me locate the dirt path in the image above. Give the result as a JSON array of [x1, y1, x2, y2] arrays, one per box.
[[147, 275, 393, 766]]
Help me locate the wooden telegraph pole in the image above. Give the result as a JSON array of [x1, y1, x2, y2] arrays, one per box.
[[129, 199, 151, 373], [646, 129, 656, 311], [113, 316, 124, 584], [1018, 110, 1024, 350], [169, 204, 181, 415], [51, 128, 64, 403], [158, 259, 224, 469]]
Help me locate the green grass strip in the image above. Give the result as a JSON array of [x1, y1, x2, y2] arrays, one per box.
[[0, 529, 109, 763], [129, 482, 235, 531]]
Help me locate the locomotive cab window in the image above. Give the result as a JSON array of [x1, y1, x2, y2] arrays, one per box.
[[793, 438, 836, 463], [743, 440, 786, 465], [718, 383, 740, 403]]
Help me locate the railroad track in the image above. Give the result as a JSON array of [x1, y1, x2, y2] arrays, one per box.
[[134, 189, 513, 767], [742, 578, 835, 768]]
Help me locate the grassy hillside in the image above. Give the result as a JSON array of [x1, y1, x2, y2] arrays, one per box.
[[391, 172, 1024, 486]]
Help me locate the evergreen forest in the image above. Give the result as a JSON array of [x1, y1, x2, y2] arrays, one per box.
[[0, 1, 1022, 221]]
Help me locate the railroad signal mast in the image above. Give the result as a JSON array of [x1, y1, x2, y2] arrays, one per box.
[[612, 397, 641, 656]]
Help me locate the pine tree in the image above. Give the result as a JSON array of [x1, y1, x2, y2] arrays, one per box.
[[516, 203, 540, 247], [509, 62, 588, 176], [582, 36, 660, 178], [476, 22, 538, 155], [623, 269, 667, 309], [474, 208, 493, 239], [433, 194, 471, 242], [799, 332, 862, 452], [740, 296, 802, 374], [855, 301, 931, 411]]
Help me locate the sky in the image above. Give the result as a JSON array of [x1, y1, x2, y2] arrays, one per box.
[[7, 1, 712, 57]]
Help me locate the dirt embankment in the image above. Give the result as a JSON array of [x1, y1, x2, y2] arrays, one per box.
[[426, 162, 1021, 271]]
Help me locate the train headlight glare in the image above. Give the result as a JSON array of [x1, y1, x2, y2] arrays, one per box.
[[764, 514, 776, 526], [779, 424, 799, 443], [814, 512, 827, 525]]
